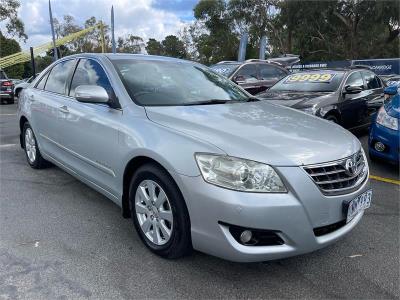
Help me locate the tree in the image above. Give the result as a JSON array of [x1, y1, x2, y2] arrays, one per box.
[[117, 35, 143, 53], [0, 32, 23, 78], [146, 38, 164, 55], [162, 35, 187, 58], [0, 0, 27, 41]]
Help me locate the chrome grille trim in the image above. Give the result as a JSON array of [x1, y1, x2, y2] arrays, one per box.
[[302, 150, 368, 196]]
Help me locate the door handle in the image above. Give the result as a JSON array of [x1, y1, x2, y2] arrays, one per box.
[[59, 105, 69, 114]]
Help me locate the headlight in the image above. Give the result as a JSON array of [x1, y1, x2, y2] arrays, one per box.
[[376, 106, 398, 131], [195, 154, 287, 193]]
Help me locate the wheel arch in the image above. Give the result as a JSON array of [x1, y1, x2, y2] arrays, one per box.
[[121, 155, 185, 219], [323, 109, 342, 123], [19, 115, 29, 148]]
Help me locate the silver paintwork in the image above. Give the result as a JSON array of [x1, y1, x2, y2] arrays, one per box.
[[18, 53, 370, 262], [75, 85, 109, 104]]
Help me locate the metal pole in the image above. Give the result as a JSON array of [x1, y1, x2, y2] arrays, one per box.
[[111, 6, 116, 53], [30, 47, 36, 79], [238, 33, 248, 62], [49, 0, 58, 61], [259, 36, 267, 60]]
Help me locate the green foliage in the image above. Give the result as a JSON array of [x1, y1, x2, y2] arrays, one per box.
[[146, 38, 164, 55], [117, 35, 143, 53], [0, 0, 27, 41], [188, 0, 399, 63], [162, 35, 187, 58], [0, 32, 23, 77]]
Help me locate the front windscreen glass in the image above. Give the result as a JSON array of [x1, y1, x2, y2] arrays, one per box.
[[210, 64, 240, 77], [270, 71, 345, 92], [112, 59, 249, 106]]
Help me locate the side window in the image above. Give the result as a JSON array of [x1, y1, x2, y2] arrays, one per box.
[[362, 71, 381, 89], [345, 72, 364, 89], [45, 60, 76, 94], [35, 72, 50, 90], [69, 59, 113, 97], [235, 64, 258, 82], [259, 65, 286, 80]]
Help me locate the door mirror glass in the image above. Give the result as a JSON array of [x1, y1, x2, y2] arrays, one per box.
[[75, 85, 109, 104], [344, 85, 363, 94]]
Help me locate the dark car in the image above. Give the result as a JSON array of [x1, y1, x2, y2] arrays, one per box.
[[210, 59, 289, 95], [0, 69, 15, 104], [256, 67, 385, 130]]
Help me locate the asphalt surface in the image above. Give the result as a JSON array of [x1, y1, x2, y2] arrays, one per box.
[[0, 102, 399, 299]]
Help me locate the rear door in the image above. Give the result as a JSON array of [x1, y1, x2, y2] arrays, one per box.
[[29, 59, 77, 159], [338, 71, 370, 129], [57, 58, 121, 197]]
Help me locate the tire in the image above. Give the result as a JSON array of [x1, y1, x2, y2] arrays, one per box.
[[129, 163, 191, 259], [15, 89, 21, 98], [22, 122, 50, 169], [325, 114, 339, 124]]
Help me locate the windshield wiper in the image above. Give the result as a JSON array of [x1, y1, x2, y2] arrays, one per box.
[[182, 99, 229, 106], [246, 97, 260, 102]]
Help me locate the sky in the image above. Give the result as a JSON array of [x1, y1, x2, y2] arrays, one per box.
[[13, 0, 198, 50]]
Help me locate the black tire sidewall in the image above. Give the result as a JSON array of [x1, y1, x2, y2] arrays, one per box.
[[129, 164, 191, 258], [325, 115, 339, 124]]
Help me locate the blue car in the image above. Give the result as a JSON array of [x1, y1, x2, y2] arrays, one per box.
[[369, 85, 400, 164]]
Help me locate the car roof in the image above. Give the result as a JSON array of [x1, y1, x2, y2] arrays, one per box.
[[58, 53, 195, 64]]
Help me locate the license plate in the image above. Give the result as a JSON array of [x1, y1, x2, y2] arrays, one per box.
[[344, 189, 372, 223]]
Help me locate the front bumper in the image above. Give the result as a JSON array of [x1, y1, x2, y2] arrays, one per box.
[[369, 123, 399, 164], [177, 166, 370, 262]]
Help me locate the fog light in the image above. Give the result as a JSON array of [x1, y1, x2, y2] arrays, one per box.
[[240, 230, 252, 244], [374, 141, 385, 152]]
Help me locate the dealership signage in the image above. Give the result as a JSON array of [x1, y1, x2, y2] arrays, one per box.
[[291, 58, 399, 75]]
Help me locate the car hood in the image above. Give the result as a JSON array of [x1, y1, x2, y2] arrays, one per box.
[[145, 101, 360, 166], [257, 91, 334, 108]]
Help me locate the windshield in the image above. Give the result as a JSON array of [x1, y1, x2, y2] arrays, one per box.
[[210, 63, 240, 77], [270, 71, 345, 92], [112, 59, 249, 106]]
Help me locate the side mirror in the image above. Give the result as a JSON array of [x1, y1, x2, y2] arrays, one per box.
[[75, 85, 109, 104], [344, 85, 363, 94], [233, 75, 246, 83], [383, 85, 398, 96]]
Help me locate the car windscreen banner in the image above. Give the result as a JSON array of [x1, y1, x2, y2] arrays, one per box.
[[284, 73, 337, 83]]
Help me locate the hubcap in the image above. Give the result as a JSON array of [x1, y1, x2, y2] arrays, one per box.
[[25, 128, 37, 163], [135, 180, 173, 245]]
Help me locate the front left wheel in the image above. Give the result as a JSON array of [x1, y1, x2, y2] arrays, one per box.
[[23, 122, 50, 169], [129, 163, 192, 259]]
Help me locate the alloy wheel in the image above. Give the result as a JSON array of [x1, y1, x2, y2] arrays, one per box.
[[135, 180, 174, 246], [25, 128, 37, 163]]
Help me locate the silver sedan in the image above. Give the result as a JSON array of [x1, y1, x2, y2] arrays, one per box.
[[17, 53, 371, 262]]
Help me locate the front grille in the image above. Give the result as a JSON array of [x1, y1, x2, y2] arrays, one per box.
[[303, 150, 368, 196]]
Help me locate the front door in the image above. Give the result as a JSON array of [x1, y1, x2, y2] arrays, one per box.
[[57, 58, 122, 197]]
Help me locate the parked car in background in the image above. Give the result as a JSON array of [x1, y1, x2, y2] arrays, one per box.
[[210, 59, 289, 95], [10, 78, 23, 85], [18, 53, 370, 262], [256, 67, 385, 130], [0, 69, 15, 104], [381, 74, 400, 87], [14, 74, 39, 98], [369, 85, 399, 164]]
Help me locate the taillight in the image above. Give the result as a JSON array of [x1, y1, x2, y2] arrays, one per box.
[[1, 81, 12, 86]]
